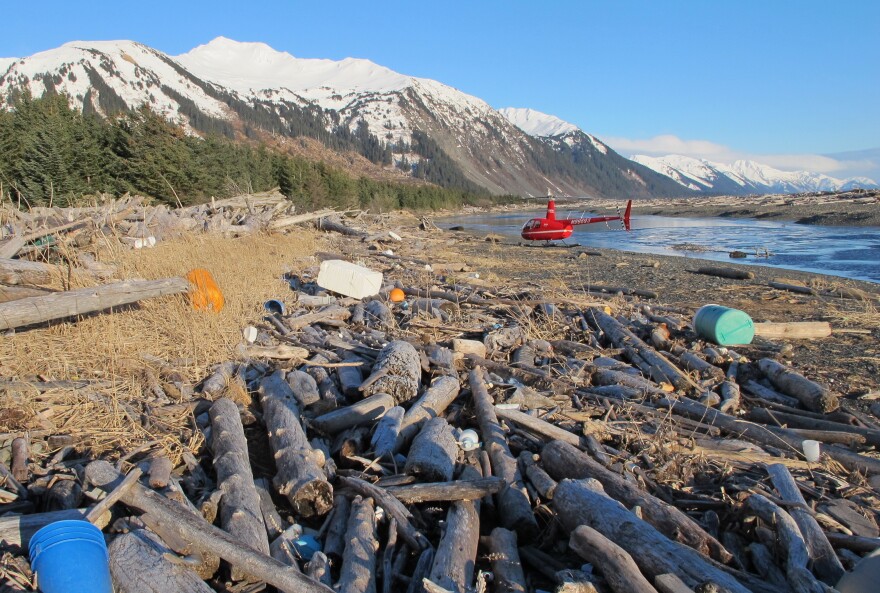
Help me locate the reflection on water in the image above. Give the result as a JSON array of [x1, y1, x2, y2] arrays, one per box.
[[437, 210, 880, 283]]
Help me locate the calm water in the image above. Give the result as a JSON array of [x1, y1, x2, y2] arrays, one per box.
[[437, 209, 880, 284]]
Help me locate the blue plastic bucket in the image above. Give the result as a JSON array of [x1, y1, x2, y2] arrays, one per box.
[[29, 520, 112, 593], [693, 304, 755, 345]]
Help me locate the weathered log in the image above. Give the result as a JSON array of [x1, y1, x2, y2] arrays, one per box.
[[0, 508, 87, 548], [0, 277, 189, 331], [315, 216, 369, 238], [753, 322, 832, 340], [384, 476, 504, 503], [258, 371, 333, 517], [404, 417, 459, 482], [269, 209, 337, 230], [469, 368, 538, 539], [322, 494, 351, 563], [286, 305, 352, 331], [338, 495, 378, 593], [742, 380, 802, 408], [254, 478, 286, 540], [654, 574, 696, 593], [746, 493, 824, 593], [306, 551, 332, 587], [766, 464, 844, 585], [428, 465, 481, 593], [361, 340, 422, 404], [395, 375, 460, 453], [10, 437, 28, 482], [304, 354, 344, 413], [201, 361, 237, 396], [286, 369, 321, 408], [693, 266, 755, 280], [769, 281, 816, 295], [569, 525, 659, 593], [371, 405, 404, 458], [485, 527, 526, 593], [452, 338, 487, 360], [336, 355, 366, 398], [45, 478, 83, 511], [310, 393, 395, 435], [494, 406, 582, 448], [109, 529, 214, 593], [236, 343, 310, 360], [337, 475, 430, 551], [824, 532, 880, 553], [148, 456, 173, 489], [542, 440, 731, 562], [553, 478, 752, 593], [209, 398, 270, 580], [85, 461, 333, 593], [671, 346, 725, 382], [0, 257, 59, 285], [586, 308, 699, 392], [518, 452, 557, 500], [757, 358, 838, 413]]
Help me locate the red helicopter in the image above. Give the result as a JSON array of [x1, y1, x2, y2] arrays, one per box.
[[520, 197, 632, 241]]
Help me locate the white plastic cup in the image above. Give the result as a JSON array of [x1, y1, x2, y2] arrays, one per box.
[[802, 440, 821, 462], [458, 429, 480, 451], [242, 326, 258, 344]]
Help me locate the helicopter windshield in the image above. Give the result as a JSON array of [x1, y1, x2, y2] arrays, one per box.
[[522, 219, 541, 230]]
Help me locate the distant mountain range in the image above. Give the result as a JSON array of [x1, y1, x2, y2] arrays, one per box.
[[0, 38, 683, 199], [1, 38, 873, 199], [630, 154, 879, 195]]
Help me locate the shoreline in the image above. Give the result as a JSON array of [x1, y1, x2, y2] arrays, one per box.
[[450, 189, 880, 227]]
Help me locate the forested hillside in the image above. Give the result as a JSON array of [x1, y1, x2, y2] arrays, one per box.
[[0, 94, 502, 211]]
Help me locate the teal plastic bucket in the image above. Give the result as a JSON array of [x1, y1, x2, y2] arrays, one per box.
[[29, 520, 112, 593], [693, 304, 755, 345]]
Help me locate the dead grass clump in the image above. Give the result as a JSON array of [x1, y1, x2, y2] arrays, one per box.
[[0, 229, 323, 460]]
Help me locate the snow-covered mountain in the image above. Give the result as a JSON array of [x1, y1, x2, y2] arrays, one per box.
[[0, 38, 686, 198], [631, 154, 879, 195]]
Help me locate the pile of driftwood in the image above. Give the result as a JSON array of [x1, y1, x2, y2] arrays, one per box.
[[3, 250, 880, 593], [0, 190, 359, 327]]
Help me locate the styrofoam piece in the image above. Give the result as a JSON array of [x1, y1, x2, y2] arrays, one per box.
[[242, 326, 258, 343], [317, 259, 382, 299], [388, 231, 402, 242], [458, 429, 480, 451], [802, 439, 821, 462]]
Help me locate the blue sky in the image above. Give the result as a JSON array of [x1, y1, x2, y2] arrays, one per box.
[[4, 0, 878, 178]]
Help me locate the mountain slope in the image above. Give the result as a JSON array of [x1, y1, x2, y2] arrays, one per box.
[[0, 38, 689, 199], [631, 154, 879, 194]]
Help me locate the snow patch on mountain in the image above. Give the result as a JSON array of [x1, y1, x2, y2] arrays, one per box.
[[0, 40, 230, 120], [499, 107, 578, 137], [0, 57, 17, 74], [632, 154, 879, 194]]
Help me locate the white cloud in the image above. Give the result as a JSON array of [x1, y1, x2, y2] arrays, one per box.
[[603, 134, 878, 179]]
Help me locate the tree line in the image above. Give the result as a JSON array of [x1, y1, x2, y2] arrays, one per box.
[[0, 93, 509, 211]]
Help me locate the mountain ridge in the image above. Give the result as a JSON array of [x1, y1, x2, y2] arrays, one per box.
[[631, 154, 879, 194], [0, 37, 686, 199]]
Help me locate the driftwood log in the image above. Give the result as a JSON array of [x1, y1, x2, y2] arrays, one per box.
[[766, 464, 845, 585], [753, 322, 832, 340], [338, 495, 378, 593], [109, 529, 214, 593], [360, 340, 422, 404], [569, 525, 658, 593], [0, 277, 189, 331], [485, 527, 527, 593], [404, 417, 459, 482], [209, 397, 271, 582], [428, 465, 481, 593], [384, 476, 504, 503], [258, 371, 333, 517], [757, 358, 838, 413], [554, 478, 753, 593], [310, 393, 395, 435], [395, 375, 460, 453], [469, 368, 538, 539], [85, 461, 333, 593], [541, 440, 731, 562]]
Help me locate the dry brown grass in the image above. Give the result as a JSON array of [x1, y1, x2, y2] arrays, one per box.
[[0, 229, 324, 461]]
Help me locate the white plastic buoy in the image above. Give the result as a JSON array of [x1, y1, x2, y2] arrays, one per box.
[[242, 326, 258, 344], [458, 429, 480, 451], [802, 439, 821, 462]]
